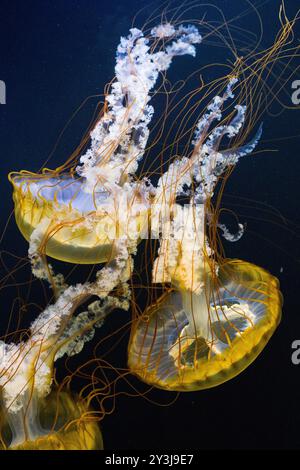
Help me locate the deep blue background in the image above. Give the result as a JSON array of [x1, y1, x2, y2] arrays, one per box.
[[0, 0, 300, 450]]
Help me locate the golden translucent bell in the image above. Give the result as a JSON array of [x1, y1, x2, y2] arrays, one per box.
[[10, 171, 149, 264], [128, 259, 283, 391], [1, 391, 103, 450]]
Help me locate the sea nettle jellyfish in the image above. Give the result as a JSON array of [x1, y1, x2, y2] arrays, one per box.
[[127, 17, 294, 389], [0, 240, 131, 449], [9, 24, 202, 266], [128, 150, 283, 390]]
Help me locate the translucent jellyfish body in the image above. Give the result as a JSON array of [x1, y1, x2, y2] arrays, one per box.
[[0, 241, 131, 450], [9, 24, 202, 264], [128, 258, 282, 391], [0, 391, 103, 450], [10, 171, 149, 263], [128, 67, 283, 391]]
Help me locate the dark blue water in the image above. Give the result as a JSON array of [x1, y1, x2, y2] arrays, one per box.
[[0, 0, 300, 450]]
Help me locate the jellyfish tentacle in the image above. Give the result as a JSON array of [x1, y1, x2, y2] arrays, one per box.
[[76, 24, 202, 191], [192, 77, 239, 147], [152, 78, 263, 210], [28, 219, 68, 296], [217, 222, 245, 242], [218, 122, 263, 164]]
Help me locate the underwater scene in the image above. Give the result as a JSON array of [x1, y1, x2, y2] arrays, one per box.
[[0, 0, 300, 453]]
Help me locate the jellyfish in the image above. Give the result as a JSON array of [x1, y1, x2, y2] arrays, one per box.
[[128, 77, 283, 391], [0, 239, 131, 449], [0, 391, 103, 450], [9, 24, 202, 266]]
